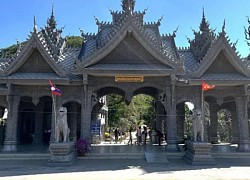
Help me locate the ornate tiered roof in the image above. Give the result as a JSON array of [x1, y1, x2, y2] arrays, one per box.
[[189, 9, 216, 62], [0, 0, 249, 83], [75, 0, 183, 76]]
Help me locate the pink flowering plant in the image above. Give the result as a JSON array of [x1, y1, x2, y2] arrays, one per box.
[[75, 138, 91, 153]]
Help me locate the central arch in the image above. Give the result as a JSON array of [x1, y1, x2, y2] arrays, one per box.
[[90, 85, 167, 145]]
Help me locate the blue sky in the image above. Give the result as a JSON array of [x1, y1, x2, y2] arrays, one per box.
[[0, 0, 250, 57]]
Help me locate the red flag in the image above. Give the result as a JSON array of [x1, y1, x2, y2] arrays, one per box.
[[49, 80, 62, 96], [202, 80, 215, 91]]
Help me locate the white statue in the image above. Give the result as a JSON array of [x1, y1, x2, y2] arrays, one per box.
[[192, 109, 204, 142], [55, 107, 70, 143]]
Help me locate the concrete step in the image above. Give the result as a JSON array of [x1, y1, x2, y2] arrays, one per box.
[[145, 153, 169, 163], [78, 152, 145, 160], [0, 153, 49, 160], [1, 151, 250, 161]]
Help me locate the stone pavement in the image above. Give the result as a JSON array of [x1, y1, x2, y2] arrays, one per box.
[[1, 158, 250, 180]]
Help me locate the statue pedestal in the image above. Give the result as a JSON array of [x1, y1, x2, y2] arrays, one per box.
[[2, 141, 17, 152], [182, 140, 215, 165], [47, 141, 76, 166]]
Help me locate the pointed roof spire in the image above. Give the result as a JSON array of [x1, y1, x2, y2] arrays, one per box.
[[222, 19, 226, 34], [47, 4, 57, 30], [33, 16, 37, 32], [199, 7, 210, 32], [122, 0, 135, 15]]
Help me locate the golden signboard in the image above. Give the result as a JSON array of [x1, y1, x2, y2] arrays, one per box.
[[115, 76, 144, 82]]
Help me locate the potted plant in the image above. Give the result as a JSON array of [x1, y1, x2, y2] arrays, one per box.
[[75, 138, 91, 156]]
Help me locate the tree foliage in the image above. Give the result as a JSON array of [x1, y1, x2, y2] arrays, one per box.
[[217, 109, 232, 142], [0, 36, 83, 58], [244, 17, 250, 58], [107, 94, 155, 131], [0, 44, 19, 57], [66, 36, 83, 47]]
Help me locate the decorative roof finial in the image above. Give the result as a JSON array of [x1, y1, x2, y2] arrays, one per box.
[[33, 16, 37, 32], [94, 16, 100, 25], [200, 7, 210, 32], [143, 7, 148, 14], [79, 28, 86, 42], [122, 0, 136, 15], [172, 26, 179, 37], [222, 19, 226, 33], [47, 4, 57, 30], [157, 15, 164, 25]]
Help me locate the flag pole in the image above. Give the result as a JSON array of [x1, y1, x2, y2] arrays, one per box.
[[52, 93, 57, 142], [201, 88, 204, 119]]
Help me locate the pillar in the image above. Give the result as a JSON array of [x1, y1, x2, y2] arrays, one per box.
[[230, 109, 238, 144], [155, 101, 164, 130], [165, 86, 178, 152], [235, 96, 250, 152], [209, 104, 219, 144], [81, 85, 92, 139], [3, 95, 20, 152], [177, 103, 185, 143]]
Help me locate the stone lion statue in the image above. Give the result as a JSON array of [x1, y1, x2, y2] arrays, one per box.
[[55, 106, 70, 143], [192, 109, 204, 142]]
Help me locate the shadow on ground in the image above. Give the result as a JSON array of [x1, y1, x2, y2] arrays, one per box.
[[1, 158, 250, 177]]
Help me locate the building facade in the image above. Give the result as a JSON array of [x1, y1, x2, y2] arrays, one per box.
[[0, 0, 250, 152]]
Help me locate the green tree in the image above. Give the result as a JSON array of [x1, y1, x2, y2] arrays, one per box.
[[107, 94, 155, 131], [0, 44, 19, 57], [244, 17, 250, 59], [66, 36, 83, 47], [0, 35, 83, 58]]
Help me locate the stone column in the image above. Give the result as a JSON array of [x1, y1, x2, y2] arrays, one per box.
[[81, 85, 92, 139], [33, 102, 44, 144], [165, 87, 178, 152], [155, 101, 164, 130], [230, 109, 238, 144], [235, 96, 250, 152], [209, 104, 219, 144], [3, 95, 20, 152], [177, 103, 185, 143]]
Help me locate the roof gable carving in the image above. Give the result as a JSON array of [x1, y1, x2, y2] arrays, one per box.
[[4, 32, 66, 77], [97, 35, 171, 68], [192, 34, 250, 78], [16, 50, 54, 73], [205, 51, 239, 74]]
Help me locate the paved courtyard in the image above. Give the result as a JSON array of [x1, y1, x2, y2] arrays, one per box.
[[0, 158, 250, 180]]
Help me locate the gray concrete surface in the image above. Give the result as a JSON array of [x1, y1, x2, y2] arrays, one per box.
[[1, 158, 250, 180]]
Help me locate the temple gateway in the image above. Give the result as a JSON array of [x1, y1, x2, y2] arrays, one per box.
[[0, 0, 250, 153]]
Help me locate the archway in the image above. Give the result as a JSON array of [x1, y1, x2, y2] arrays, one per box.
[[63, 101, 81, 141], [18, 96, 53, 145], [18, 96, 35, 144], [217, 109, 232, 143], [91, 86, 163, 145], [176, 101, 195, 143]]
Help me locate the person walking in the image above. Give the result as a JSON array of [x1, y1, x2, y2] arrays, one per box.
[[114, 127, 119, 143], [137, 126, 142, 145], [156, 129, 163, 146], [127, 127, 133, 145], [143, 126, 148, 145]]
